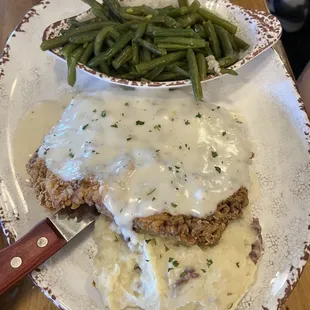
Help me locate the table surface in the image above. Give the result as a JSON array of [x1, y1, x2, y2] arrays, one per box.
[[0, 1, 309, 309]]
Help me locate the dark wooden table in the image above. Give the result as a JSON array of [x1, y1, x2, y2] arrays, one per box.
[[0, 1, 309, 309]]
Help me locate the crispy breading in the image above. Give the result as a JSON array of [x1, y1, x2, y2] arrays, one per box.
[[27, 152, 248, 246]]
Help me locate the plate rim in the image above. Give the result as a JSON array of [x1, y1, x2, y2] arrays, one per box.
[[0, 1, 309, 310]]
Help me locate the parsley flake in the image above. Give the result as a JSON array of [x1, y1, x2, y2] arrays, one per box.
[[180, 271, 188, 277], [146, 260, 150, 262], [236, 262, 240, 268], [201, 269, 207, 273], [168, 268, 173, 272], [207, 259, 213, 267], [125, 102, 129, 106], [82, 124, 89, 130], [228, 303, 233, 309], [147, 188, 156, 196], [211, 151, 218, 158], [152, 197, 156, 201], [114, 235, 119, 242], [168, 257, 174, 263], [215, 166, 221, 173], [136, 120, 145, 125], [111, 123, 118, 128], [93, 109, 97, 113], [69, 153, 74, 158], [172, 260, 179, 267], [222, 131, 226, 136], [154, 124, 161, 131], [185, 120, 190, 125], [101, 110, 106, 118], [127, 137, 132, 141], [164, 244, 170, 252], [171, 203, 177, 208], [145, 239, 152, 244], [196, 112, 202, 118]]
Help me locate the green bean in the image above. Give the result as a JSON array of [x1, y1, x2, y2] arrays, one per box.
[[119, 71, 148, 79], [221, 68, 238, 75], [194, 24, 206, 39], [207, 67, 238, 76], [136, 51, 186, 72], [187, 48, 202, 101], [82, 0, 108, 19], [142, 5, 159, 17], [227, 32, 239, 52], [112, 46, 133, 69], [154, 37, 206, 47], [145, 65, 166, 80], [68, 17, 101, 27], [167, 7, 189, 18], [148, 15, 166, 24], [89, 31, 135, 67], [41, 35, 71, 51], [203, 21, 221, 59], [233, 35, 250, 51], [163, 15, 182, 28], [198, 8, 237, 34], [102, 0, 125, 23], [194, 45, 213, 56], [132, 23, 147, 65], [106, 38, 115, 48], [134, 38, 166, 56], [214, 25, 234, 56], [61, 43, 79, 59], [178, 0, 189, 7], [40, 22, 115, 51], [94, 27, 113, 56], [99, 61, 110, 75], [69, 31, 99, 43], [167, 64, 190, 78], [92, 8, 109, 21], [158, 6, 174, 15], [177, 13, 202, 28], [196, 53, 207, 80], [67, 46, 84, 86], [80, 41, 94, 64], [188, 0, 200, 13], [154, 72, 186, 81], [218, 53, 239, 67], [153, 28, 196, 37], [124, 6, 145, 15], [158, 43, 205, 50], [120, 13, 147, 21], [140, 47, 152, 61]]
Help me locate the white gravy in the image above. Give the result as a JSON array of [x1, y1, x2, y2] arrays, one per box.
[[38, 90, 252, 229]]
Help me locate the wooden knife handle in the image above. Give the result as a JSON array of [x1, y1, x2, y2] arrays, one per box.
[[0, 218, 67, 295]]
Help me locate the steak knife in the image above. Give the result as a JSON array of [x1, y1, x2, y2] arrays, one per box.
[[0, 204, 99, 295]]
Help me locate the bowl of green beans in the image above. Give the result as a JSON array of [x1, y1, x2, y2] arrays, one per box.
[[41, 0, 282, 101]]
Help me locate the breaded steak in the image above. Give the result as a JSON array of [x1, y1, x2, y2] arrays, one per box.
[[27, 152, 249, 247]]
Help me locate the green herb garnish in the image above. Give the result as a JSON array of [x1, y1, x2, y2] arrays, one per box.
[[101, 110, 106, 117], [136, 120, 145, 125], [212, 151, 218, 158], [147, 188, 156, 196], [201, 269, 206, 273], [171, 203, 177, 208], [82, 124, 89, 130], [196, 112, 202, 118], [214, 166, 221, 173], [154, 124, 161, 131], [207, 258, 213, 267], [111, 123, 118, 128]]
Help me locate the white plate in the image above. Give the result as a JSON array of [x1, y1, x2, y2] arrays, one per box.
[[0, 1, 309, 310], [42, 0, 282, 88]]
